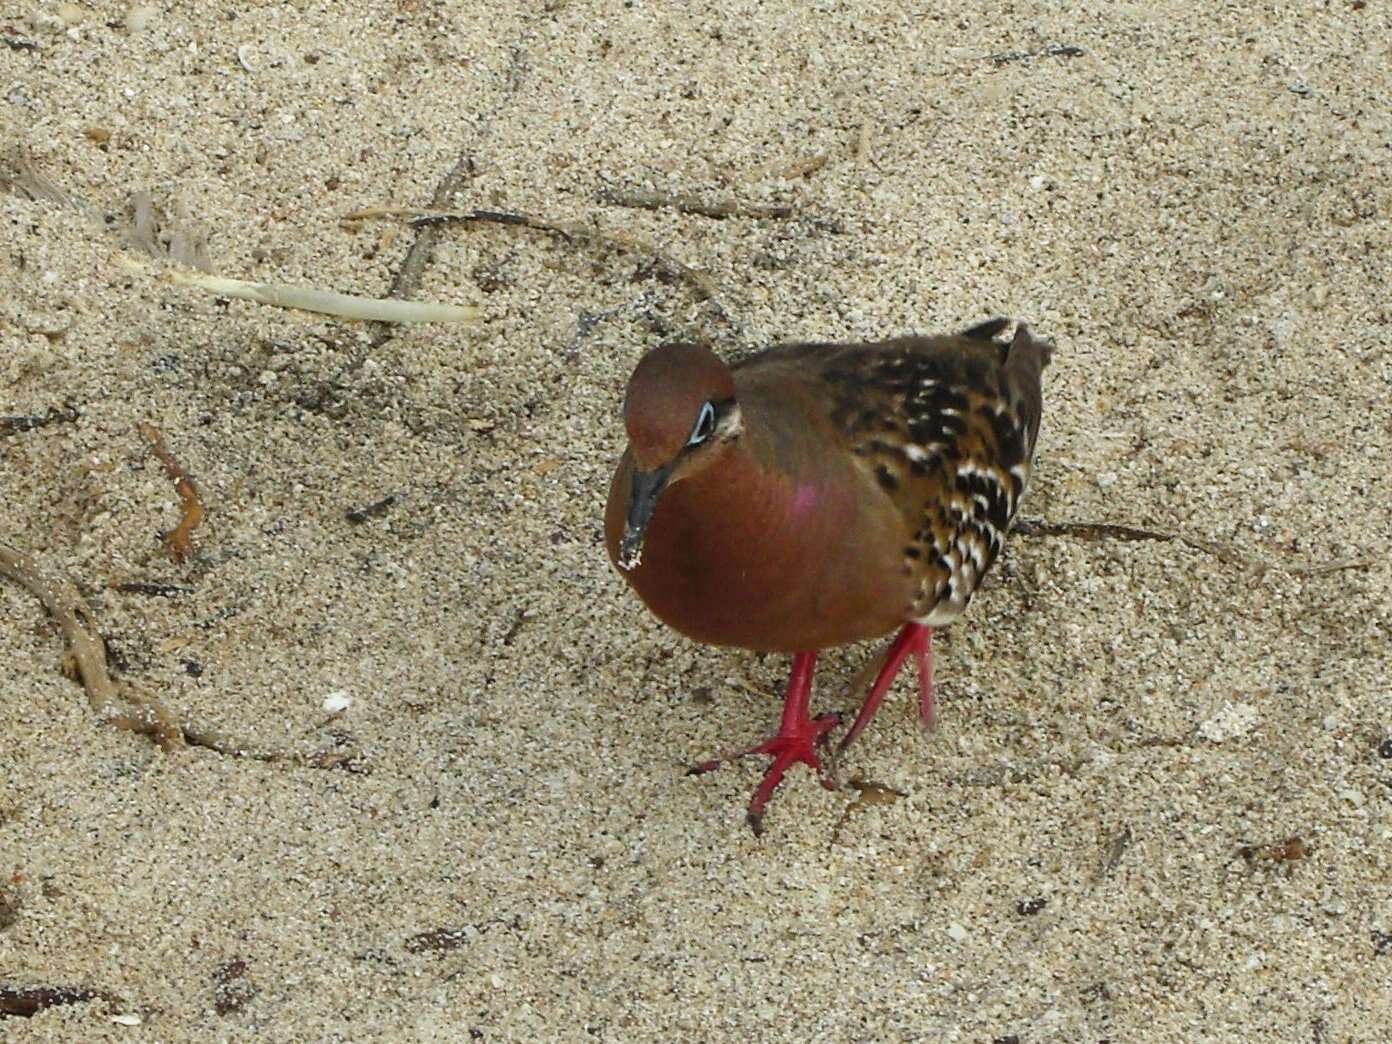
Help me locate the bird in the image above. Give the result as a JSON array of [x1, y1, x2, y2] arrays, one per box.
[[605, 318, 1052, 833]]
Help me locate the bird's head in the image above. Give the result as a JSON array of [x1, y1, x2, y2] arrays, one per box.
[[616, 341, 743, 570]]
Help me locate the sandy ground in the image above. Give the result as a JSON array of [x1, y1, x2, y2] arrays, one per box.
[[2, 1, 1390, 1041]]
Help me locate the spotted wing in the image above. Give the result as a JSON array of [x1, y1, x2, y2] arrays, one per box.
[[794, 320, 1052, 624]]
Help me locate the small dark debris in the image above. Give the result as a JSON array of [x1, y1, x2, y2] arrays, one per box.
[[501, 609, 529, 646], [212, 959, 254, 1016], [429, 795, 440, 810], [1083, 981, 1112, 1003], [182, 659, 204, 677], [1, 404, 80, 437], [405, 928, 471, 954], [113, 581, 191, 597], [690, 686, 714, 706], [1373, 930, 1392, 957], [0, 985, 106, 1018], [1016, 896, 1048, 916], [345, 494, 397, 524], [1101, 826, 1132, 874], [296, 381, 351, 418], [3, 36, 39, 53], [1376, 737, 1392, 759], [986, 44, 1084, 65], [993, 1036, 1022, 1044], [103, 637, 137, 673], [1239, 836, 1309, 868], [471, 261, 512, 294]]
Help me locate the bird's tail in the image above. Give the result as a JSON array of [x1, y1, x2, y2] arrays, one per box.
[[1003, 322, 1054, 446]]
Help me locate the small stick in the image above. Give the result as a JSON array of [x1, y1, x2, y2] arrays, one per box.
[[1013, 518, 1375, 576], [1285, 557, 1377, 575], [0, 984, 118, 1018], [595, 185, 794, 221], [855, 122, 874, 164], [1, 404, 80, 437], [0, 545, 353, 766], [1012, 518, 1259, 569], [136, 421, 204, 564], [112, 581, 191, 597], [1, 545, 184, 749], [774, 153, 829, 180], [985, 44, 1085, 65], [345, 494, 397, 524], [164, 267, 478, 323], [345, 204, 723, 303]]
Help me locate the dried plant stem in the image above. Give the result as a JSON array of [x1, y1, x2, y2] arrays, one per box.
[[165, 267, 479, 323], [345, 204, 723, 302], [136, 421, 204, 564], [0, 545, 350, 766], [0, 545, 184, 749], [1012, 518, 1374, 575], [595, 185, 794, 220]]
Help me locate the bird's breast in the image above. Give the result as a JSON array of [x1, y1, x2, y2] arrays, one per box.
[[606, 451, 913, 652]]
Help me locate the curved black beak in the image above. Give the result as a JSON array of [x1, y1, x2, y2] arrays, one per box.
[[617, 465, 670, 571]]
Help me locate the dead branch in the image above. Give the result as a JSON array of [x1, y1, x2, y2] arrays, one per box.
[[1012, 518, 1377, 576], [345, 204, 723, 304], [1, 404, 80, 437], [0, 984, 120, 1019], [0, 545, 354, 767], [136, 421, 204, 564], [595, 185, 794, 220]]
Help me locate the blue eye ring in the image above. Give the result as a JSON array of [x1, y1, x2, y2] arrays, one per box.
[[687, 401, 716, 446]]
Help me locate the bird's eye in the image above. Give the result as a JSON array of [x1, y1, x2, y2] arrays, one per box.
[[687, 401, 716, 446]]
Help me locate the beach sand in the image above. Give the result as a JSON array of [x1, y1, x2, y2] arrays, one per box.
[[3, 2, 1390, 1040]]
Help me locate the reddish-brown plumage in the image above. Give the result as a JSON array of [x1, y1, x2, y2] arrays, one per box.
[[605, 320, 1053, 833], [621, 342, 735, 471], [605, 431, 913, 652]]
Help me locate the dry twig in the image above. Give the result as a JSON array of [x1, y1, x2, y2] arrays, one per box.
[[0, 545, 353, 766], [985, 44, 1085, 65], [773, 153, 829, 180], [345, 204, 723, 304], [595, 184, 794, 220], [1013, 517, 1251, 563], [0, 545, 184, 748], [1, 404, 80, 437], [0, 984, 119, 1019], [1013, 518, 1375, 576], [136, 421, 204, 564]]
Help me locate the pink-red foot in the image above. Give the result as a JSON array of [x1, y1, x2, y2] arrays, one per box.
[[688, 710, 841, 836], [687, 651, 841, 835]]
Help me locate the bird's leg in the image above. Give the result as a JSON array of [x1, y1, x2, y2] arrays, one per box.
[[687, 651, 840, 835], [837, 623, 928, 753]]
